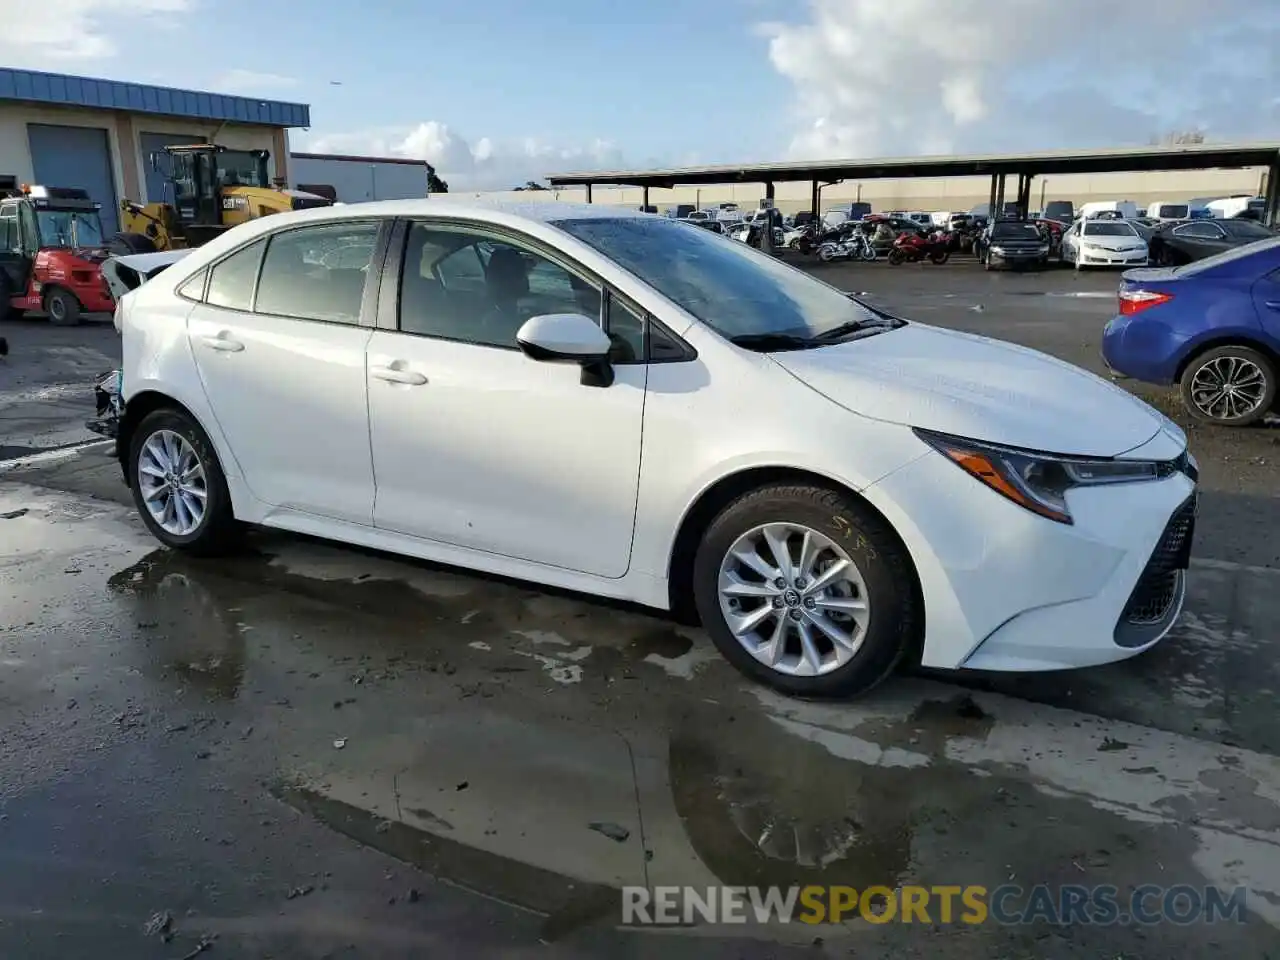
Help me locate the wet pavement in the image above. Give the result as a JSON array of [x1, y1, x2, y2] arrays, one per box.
[[4, 260, 1280, 957], [2, 482, 1280, 958]]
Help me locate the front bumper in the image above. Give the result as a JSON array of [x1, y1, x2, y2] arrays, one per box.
[[1079, 249, 1149, 267], [86, 369, 123, 452], [987, 251, 1046, 269], [865, 448, 1197, 672]]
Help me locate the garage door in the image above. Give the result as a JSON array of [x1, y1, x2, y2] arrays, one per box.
[[27, 124, 120, 235], [139, 132, 205, 204]]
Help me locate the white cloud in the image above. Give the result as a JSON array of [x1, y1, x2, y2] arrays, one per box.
[[0, 0, 191, 66], [214, 69, 299, 93], [295, 122, 626, 192], [761, 0, 1280, 159]]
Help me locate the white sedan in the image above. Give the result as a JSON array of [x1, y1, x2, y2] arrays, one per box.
[[1062, 218, 1150, 268], [108, 199, 1197, 698]]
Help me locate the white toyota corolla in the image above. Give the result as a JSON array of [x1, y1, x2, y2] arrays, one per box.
[[107, 200, 1198, 698]]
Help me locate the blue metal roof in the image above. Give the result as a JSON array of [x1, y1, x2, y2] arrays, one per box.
[[0, 68, 310, 128]]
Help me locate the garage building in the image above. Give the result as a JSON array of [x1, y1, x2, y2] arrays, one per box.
[[0, 67, 310, 235]]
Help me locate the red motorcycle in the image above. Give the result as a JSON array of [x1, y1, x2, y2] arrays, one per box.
[[887, 229, 951, 265]]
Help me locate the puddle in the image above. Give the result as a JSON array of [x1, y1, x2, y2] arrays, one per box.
[[274, 785, 620, 941]]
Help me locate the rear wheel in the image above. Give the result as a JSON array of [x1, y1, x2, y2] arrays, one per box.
[[44, 287, 81, 326], [1179, 345, 1276, 427], [692, 484, 920, 699], [887, 248, 905, 266], [129, 408, 241, 554]]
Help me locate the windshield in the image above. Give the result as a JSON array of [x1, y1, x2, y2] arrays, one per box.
[[1176, 236, 1280, 276], [991, 223, 1042, 240], [216, 150, 269, 188], [1083, 222, 1137, 237], [1156, 205, 1189, 219], [36, 209, 105, 248], [553, 216, 883, 341]]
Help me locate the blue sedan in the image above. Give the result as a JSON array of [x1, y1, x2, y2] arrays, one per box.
[[1102, 236, 1280, 426]]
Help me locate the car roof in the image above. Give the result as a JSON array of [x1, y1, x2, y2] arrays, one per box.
[[266, 197, 648, 228]]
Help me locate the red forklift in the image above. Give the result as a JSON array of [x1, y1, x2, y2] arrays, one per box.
[[0, 184, 115, 325]]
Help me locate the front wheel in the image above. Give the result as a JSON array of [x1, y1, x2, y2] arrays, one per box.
[[129, 408, 241, 554], [1179, 345, 1276, 427], [45, 288, 81, 326], [929, 249, 949, 265], [817, 244, 836, 262], [887, 248, 905, 266], [691, 485, 920, 699]]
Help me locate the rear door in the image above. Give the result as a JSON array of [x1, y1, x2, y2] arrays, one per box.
[[185, 219, 387, 524]]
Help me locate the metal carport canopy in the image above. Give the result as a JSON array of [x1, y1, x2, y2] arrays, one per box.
[[546, 142, 1280, 188]]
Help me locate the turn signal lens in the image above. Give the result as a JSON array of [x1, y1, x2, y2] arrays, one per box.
[[1119, 289, 1172, 316]]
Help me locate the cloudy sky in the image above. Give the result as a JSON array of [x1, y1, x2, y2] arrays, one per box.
[[3, 0, 1276, 190]]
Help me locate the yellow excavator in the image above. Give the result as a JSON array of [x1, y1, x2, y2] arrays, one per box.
[[116, 144, 333, 252]]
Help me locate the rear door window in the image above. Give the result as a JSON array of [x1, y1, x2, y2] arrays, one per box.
[[206, 238, 266, 312], [255, 221, 379, 324]]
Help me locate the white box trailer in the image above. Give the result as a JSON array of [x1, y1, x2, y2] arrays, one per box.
[[290, 152, 433, 203]]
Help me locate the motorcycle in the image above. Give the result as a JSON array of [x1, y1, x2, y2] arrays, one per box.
[[816, 228, 876, 262], [887, 229, 951, 265]]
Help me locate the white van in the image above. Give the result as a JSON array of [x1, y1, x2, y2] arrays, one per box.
[[1206, 196, 1265, 220], [1079, 200, 1140, 221], [1146, 201, 1190, 221]]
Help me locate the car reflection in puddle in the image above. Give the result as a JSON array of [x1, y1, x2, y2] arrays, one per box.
[[107, 551, 247, 700]]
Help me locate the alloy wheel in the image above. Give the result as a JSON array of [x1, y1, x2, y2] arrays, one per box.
[[1189, 356, 1269, 422], [716, 522, 871, 677], [137, 429, 208, 536]]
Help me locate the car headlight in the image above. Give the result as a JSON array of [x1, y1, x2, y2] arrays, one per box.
[[914, 429, 1164, 525], [1038, 244, 1050, 253], [990, 245, 1005, 255]]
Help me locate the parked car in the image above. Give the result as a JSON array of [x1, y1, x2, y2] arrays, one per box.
[[1061, 219, 1150, 269], [104, 199, 1198, 698], [976, 219, 1050, 270], [1102, 236, 1280, 426], [1146, 218, 1275, 266]]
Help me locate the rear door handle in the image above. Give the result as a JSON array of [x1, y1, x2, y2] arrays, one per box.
[[199, 334, 244, 352], [370, 364, 427, 386]]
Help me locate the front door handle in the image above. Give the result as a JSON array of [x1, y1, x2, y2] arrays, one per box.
[[371, 364, 427, 386], [199, 334, 244, 352], [1265, 301, 1280, 310]]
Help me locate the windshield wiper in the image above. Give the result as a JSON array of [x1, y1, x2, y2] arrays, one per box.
[[728, 333, 816, 351]]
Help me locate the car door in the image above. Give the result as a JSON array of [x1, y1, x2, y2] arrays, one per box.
[[185, 219, 387, 524], [1171, 221, 1229, 261], [365, 219, 646, 578], [0, 201, 32, 296], [1255, 267, 1280, 337]]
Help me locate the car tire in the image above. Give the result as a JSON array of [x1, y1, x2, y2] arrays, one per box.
[[44, 287, 82, 326], [1179, 345, 1277, 427], [128, 408, 241, 555], [691, 484, 920, 699]]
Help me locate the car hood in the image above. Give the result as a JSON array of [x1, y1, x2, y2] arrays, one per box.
[[772, 323, 1163, 457]]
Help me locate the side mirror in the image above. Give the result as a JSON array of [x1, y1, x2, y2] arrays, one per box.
[[516, 313, 615, 387]]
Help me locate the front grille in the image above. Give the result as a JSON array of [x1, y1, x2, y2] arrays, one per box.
[[1118, 495, 1196, 632]]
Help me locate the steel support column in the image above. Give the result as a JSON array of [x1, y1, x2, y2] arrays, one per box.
[[988, 173, 998, 218], [765, 181, 776, 202], [1263, 162, 1280, 228], [1017, 174, 1032, 219], [642, 185, 649, 209], [585, 183, 593, 203], [811, 179, 820, 217]]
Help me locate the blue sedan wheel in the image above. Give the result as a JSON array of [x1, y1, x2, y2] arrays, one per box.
[[1179, 345, 1277, 427]]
